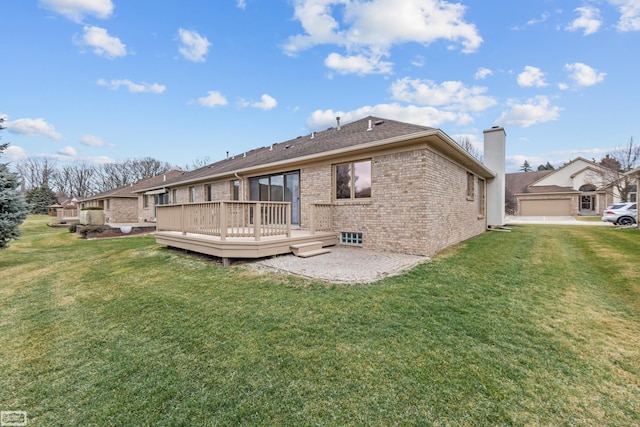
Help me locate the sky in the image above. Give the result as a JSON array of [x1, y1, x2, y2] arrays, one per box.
[[1, 0, 639, 173]]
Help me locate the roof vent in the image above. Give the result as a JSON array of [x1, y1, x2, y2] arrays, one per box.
[[243, 152, 246, 158], [336, 116, 341, 130], [270, 144, 273, 151], [285, 144, 293, 149], [311, 132, 315, 139], [226, 151, 229, 159], [374, 120, 384, 126], [367, 119, 373, 131]]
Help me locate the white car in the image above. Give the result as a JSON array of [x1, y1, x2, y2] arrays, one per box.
[[601, 202, 637, 225]]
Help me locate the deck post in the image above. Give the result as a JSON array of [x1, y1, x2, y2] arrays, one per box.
[[220, 202, 227, 241], [286, 203, 292, 238], [254, 202, 261, 241], [222, 257, 230, 267], [310, 204, 316, 234], [181, 204, 186, 235]]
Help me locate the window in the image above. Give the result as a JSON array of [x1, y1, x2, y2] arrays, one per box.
[[105, 199, 110, 210], [478, 178, 485, 216], [467, 172, 475, 199], [189, 186, 196, 203], [231, 180, 240, 200], [205, 184, 212, 202], [340, 232, 363, 246], [172, 189, 178, 204], [143, 195, 149, 208], [335, 160, 371, 199]]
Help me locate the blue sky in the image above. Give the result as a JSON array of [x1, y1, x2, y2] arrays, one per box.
[[1, 0, 638, 172]]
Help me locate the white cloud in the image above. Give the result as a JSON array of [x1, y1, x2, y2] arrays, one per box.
[[80, 134, 107, 146], [284, 0, 482, 75], [566, 6, 602, 35], [307, 103, 466, 131], [609, 0, 640, 31], [474, 67, 493, 80], [4, 118, 63, 140], [411, 55, 425, 67], [390, 77, 497, 112], [251, 94, 278, 110], [178, 29, 211, 62], [236, 0, 246, 9], [39, 0, 114, 23], [564, 62, 606, 86], [324, 52, 393, 75], [197, 91, 228, 107], [526, 12, 550, 26], [58, 146, 77, 157], [496, 96, 561, 128], [3, 145, 28, 162], [517, 66, 548, 87], [76, 25, 127, 58], [97, 79, 166, 93]]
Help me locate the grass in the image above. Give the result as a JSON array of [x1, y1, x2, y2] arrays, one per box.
[[1, 216, 639, 426]]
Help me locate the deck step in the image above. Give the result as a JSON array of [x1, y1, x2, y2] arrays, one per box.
[[290, 241, 324, 255], [294, 248, 332, 258]]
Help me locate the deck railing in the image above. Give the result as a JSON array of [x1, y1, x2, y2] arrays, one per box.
[[56, 207, 79, 220], [156, 201, 291, 241], [311, 203, 333, 233]]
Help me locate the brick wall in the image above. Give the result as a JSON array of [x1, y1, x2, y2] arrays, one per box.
[[105, 198, 138, 223], [298, 148, 486, 256]]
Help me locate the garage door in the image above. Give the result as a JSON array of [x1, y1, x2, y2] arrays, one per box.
[[520, 199, 572, 216]]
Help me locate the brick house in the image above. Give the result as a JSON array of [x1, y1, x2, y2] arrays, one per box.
[[136, 116, 506, 260], [78, 170, 184, 223]]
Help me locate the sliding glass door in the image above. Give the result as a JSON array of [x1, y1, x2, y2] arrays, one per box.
[[249, 171, 300, 225]]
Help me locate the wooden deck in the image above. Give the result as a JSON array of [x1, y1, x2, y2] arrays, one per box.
[[155, 229, 338, 259], [154, 201, 337, 261]]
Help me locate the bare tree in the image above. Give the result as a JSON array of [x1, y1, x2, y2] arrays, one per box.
[[187, 156, 212, 170], [52, 163, 97, 197], [15, 157, 57, 191], [96, 157, 173, 192], [457, 136, 483, 161], [601, 137, 639, 202], [129, 157, 173, 181]]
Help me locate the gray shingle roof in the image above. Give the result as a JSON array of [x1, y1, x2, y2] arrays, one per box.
[[144, 116, 435, 190], [80, 170, 186, 201]]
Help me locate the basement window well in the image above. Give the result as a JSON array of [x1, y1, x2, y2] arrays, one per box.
[[340, 232, 363, 246]]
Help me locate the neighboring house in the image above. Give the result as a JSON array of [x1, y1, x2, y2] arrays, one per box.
[[78, 171, 185, 223], [506, 157, 615, 216], [626, 167, 640, 229], [136, 116, 506, 260]]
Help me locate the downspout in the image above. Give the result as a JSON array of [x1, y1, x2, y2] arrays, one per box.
[[234, 173, 244, 200]]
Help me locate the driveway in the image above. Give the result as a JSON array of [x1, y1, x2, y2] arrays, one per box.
[[505, 215, 612, 226]]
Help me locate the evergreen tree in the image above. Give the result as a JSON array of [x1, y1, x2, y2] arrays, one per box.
[[0, 142, 29, 249], [520, 160, 532, 172], [26, 185, 58, 214]]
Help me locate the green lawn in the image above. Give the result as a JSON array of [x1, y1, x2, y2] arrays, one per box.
[[1, 216, 639, 426]]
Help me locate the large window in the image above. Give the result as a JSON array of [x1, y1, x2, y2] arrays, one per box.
[[335, 160, 371, 199], [205, 184, 212, 202], [189, 186, 196, 203]]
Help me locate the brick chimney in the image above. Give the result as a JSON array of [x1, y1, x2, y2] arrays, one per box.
[[483, 126, 506, 227]]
